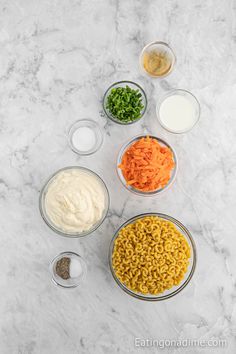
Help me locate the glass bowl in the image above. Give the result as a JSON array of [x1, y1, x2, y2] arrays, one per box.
[[103, 80, 147, 125], [39, 166, 110, 238], [109, 213, 197, 301], [50, 251, 87, 288], [117, 135, 177, 196], [156, 89, 201, 134], [139, 41, 176, 78], [68, 119, 103, 156]]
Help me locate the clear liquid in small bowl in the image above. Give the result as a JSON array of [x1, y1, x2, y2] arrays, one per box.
[[143, 50, 173, 77]]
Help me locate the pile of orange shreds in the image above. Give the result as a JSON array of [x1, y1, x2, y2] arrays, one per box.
[[118, 136, 175, 192]]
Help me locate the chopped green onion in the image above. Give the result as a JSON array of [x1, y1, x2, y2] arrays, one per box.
[[106, 85, 144, 123]]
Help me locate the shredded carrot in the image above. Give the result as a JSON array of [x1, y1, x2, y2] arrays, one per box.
[[118, 136, 175, 192]]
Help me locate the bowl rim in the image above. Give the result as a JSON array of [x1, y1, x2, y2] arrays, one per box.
[[116, 134, 178, 196], [102, 80, 147, 125], [156, 89, 201, 134], [109, 212, 197, 301], [68, 119, 104, 156], [139, 40, 176, 78], [50, 251, 87, 289], [39, 166, 110, 238]]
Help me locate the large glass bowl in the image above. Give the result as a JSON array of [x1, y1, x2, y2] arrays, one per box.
[[109, 213, 197, 301], [117, 135, 177, 196], [103, 81, 147, 125], [39, 166, 110, 238]]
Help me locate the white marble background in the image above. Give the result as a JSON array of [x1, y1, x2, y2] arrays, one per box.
[[0, 0, 236, 353]]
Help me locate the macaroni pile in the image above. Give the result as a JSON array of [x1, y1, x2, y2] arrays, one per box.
[[112, 216, 191, 295]]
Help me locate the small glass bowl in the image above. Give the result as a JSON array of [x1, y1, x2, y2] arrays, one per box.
[[109, 213, 196, 301], [103, 81, 147, 125], [68, 119, 103, 155], [50, 252, 87, 288], [39, 166, 110, 238], [117, 135, 177, 196], [156, 89, 201, 134], [139, 41, 176, 78]]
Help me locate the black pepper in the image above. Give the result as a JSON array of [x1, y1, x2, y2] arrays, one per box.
[[56, 257, 71, 279]]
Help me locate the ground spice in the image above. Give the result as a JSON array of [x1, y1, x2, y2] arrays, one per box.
[[143, 50, 172, 77], [56, 257, 71, 279]]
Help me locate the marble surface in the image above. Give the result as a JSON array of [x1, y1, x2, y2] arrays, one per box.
[[0, 0, 235, 353]]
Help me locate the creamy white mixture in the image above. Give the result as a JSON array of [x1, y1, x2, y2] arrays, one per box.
[[44, 169, 106, 233], [159, 94, 198, 133]]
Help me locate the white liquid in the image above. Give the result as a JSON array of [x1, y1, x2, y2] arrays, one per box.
[[159, 94, 198, 133], [72, 127, 96, 152]]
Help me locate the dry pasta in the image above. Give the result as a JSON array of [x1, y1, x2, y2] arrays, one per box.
[[112, 216, 191, 295]]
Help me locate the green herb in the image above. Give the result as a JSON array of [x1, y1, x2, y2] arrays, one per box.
[[106, 85, 144, 123]]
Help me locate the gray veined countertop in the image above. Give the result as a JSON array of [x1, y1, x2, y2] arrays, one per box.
[[0, 0, 235, 353]]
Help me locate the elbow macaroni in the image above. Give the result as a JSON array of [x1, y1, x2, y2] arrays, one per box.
[[112, 216, 191, 295]]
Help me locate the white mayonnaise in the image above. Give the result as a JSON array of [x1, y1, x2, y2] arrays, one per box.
[[158, 93, 199, 133], [44, 169, 106, 233]]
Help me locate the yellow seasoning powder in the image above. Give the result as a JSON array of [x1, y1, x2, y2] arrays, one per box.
[[142, 50, 172, 77]]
